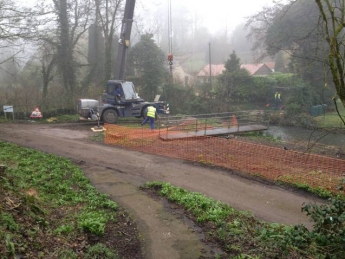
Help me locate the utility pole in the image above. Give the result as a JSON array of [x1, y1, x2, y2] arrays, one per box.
[[167, 0, 173, 109], [209, 42, 212, 90]]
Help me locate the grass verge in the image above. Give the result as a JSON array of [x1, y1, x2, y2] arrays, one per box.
[[144, 181, 345, 259], [0, 140, 141, 259]]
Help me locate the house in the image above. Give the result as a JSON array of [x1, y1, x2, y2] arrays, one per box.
[[241, 63, 273, 76], [196, 64, 225, 84], [170, 61, 194, 86], [196, 63, 274, 83], [264, 62, 275, 72]]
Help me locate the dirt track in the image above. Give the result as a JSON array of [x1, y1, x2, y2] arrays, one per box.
[[0, 122, 326, 259]]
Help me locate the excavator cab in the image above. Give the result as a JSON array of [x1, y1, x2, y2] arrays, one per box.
[[103, 80, 143, 105], [103, 81, 122, 105]]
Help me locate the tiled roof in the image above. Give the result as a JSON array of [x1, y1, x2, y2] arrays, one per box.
[[240, 64, 264, 75], [197, 64, 225, 77], [197, 63, 273, 77], [264, 62, 275, 71]]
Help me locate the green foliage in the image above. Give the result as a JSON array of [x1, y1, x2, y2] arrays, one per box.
[[216, 68, 253, 102], [250, 76, 275, 103], [161, 82, 213, 114], [0, 140, 119, 256], [315, 113, 345, 128], [4, 234, 16, 257], [146, 182, 235, 225], [85, 243, 118, 259], [213, 54, 294, 106], [214, 51, 254, 103], [54, 224, 75, 235], [285, 81, 317, 115], [247, 0, 334, 109], [267, 73, 294, 87], [0, 116, 8, 123], [265, 0, 319, 57], [78, 211, 109, 235], [315, 0, 345, 107], [0, 143, 117, 210], [57, 249, 78, 259], [224, 51, 241, 72], [145, 181, 345, 258], [0, 212, 19, 232], [338, 178, 345, 192], [314, 99, 345, 128], [263, 0, 329, 94], [280, 224, 312, 250], [48, 114, 80, 123], [232, 255, 261, 259], [128, 34, 166, 101], [275, 79, 322, 128], [302, 198, 345, 258]]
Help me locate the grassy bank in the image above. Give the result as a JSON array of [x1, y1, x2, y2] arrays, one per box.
[[314, 100, 345, 128], [144, 182, 345, 259], [0, 141, 140, 259]]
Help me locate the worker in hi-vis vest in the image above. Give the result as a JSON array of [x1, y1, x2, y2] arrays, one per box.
[[275, 92, 281, 109], [141, 106, 157, 130]]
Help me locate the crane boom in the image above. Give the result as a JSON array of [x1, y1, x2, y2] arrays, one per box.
[[114, 0, 136, 80]]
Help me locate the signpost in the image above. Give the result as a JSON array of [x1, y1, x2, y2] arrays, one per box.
[[3, 105, 14, 120]]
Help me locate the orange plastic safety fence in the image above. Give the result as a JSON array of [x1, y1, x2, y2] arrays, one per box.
[[104, 124, 345, 195]]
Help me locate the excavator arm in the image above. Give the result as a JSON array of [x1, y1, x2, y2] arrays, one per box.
[[114, 0, 136, 80]]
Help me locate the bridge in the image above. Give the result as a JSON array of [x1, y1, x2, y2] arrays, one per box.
[[157, 111, 268, 140]]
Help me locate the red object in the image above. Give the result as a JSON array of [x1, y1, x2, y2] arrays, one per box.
[[168, 54, 173, 61], [30, 107, 43, 118]]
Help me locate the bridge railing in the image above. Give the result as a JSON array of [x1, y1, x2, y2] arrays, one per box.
[[157, 111, 268, 135]]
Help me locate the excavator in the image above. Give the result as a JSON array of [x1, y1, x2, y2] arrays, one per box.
[[78, 0, 168, 124]]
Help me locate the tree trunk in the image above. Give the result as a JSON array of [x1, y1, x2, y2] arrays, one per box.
[[55, 0, 76, 98]]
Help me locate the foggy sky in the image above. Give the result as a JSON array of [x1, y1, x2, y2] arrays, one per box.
[[137, 0, 276, 35]]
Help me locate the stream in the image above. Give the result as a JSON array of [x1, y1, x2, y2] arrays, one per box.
[[266, 126, 345, 150]]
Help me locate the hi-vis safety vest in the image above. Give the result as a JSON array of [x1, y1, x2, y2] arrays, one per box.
[[275, 93, 281, 100], [147, 106, 156, 118]]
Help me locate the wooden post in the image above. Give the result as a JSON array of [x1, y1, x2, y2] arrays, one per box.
[[204, 118, 207, 135]]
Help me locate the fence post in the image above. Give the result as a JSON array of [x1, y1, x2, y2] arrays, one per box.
[[166, 121, 169, 139], [204, 118, 207, 135]]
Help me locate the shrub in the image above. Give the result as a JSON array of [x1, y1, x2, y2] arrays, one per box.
[[78, 211, 108, 235], [85, 243, 118, 259], [302, 197, 345, 258]]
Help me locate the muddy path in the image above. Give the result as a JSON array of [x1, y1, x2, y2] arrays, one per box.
[[0, 123, 326, 259]]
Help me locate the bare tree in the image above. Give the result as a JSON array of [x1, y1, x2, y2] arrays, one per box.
[[28, 0, 92, 99], [50, 0, 92, 98], [0, 0, 40, 110], [245, 3, 285, 62], [315, 0, 345, 115], [0, 0, 38, 67], [94, 0, 124, 82], [39, 43, 57, 100]]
